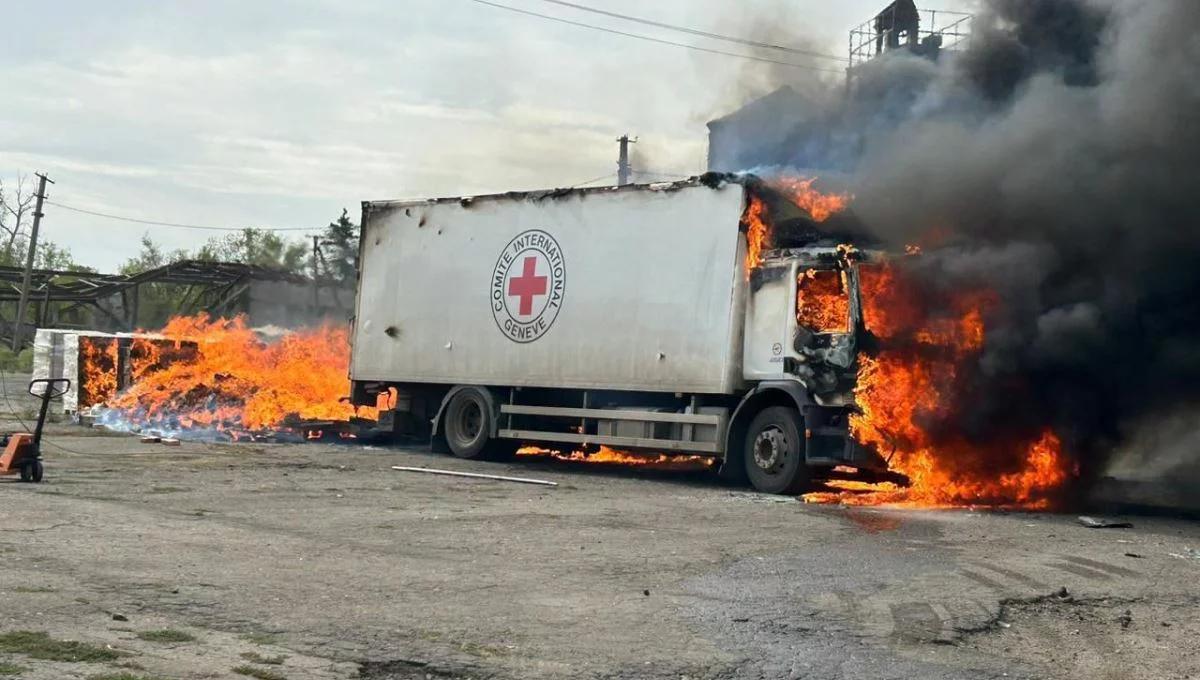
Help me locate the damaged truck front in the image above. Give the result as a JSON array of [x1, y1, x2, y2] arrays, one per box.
[[740, 244, 896, 492], [350, 174, 897, 494]]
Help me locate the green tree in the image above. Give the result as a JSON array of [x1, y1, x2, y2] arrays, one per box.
[[119, 235, 188, 275], [319, 209, 358, 283], [195, 228, 307, 272], [36, 240, 89, 271], [119, 235, 190, 327]]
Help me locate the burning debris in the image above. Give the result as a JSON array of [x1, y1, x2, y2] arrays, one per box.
[[93, 314, 374, 441], [517, 446, 714, 471]]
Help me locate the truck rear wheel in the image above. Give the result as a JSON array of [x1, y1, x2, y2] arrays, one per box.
[[444, 389, 492, 459], [744, 407, 810, 495]]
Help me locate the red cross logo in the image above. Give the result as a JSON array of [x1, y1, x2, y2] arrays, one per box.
[[507, 256, 548, 316]]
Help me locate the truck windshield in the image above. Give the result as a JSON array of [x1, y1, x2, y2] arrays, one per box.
[[796, 268, 849, 333]]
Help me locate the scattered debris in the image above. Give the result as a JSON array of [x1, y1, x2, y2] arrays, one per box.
[[161, 438, 181, 447], [390, 465, 557, 487], [111, 613, 129, 622], [1077, 516, 1133, 529], [1123, 553, 1144, 559], [139, 436, 161, 444], [1118, 609, 1133, 628], [1167, 547, 1200, 561]]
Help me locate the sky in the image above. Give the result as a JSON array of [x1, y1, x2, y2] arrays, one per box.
[[1, 0, 972, 272]]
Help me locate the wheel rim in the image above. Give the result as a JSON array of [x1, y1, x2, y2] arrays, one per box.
[[752, 426, 789, 475], [455, 400, 483, 443]]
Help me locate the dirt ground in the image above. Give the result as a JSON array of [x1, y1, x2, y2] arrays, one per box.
[[1, 385, 1198, 679]]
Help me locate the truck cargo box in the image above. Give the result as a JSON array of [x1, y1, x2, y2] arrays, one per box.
[[352, 180, 749, 394]]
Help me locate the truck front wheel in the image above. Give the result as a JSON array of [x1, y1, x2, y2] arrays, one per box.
[[744, 407, 810, 495], [444, 389, 492, 459]]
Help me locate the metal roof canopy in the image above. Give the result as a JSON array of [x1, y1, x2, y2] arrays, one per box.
[[0, 260, 311, 344], [0, 260, 305, 303]]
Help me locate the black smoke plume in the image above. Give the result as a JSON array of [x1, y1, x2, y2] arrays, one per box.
[[733, 0, 1200, 499]]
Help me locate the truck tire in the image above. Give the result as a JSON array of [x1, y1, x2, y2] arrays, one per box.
[[744, 406, 810, 495], [443, 388, 493, 460]]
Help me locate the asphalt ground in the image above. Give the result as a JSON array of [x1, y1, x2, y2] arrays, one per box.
[[0, 379, 1197, 679]]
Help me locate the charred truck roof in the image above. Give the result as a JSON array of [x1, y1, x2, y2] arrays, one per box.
[[361, 172, 876, 248]]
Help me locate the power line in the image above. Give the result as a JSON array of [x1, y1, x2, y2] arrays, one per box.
[[45, 199, 316, 233], [631, 168, 695, 179], [466, 0, 846, 74], [536, 0, 848, 63], [568, 173, 616, 187]]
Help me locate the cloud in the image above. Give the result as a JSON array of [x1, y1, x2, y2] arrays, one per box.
[[1, 0, 934, 270]]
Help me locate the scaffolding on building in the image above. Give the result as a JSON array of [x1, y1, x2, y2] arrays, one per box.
[[848, 6, 972, 69]]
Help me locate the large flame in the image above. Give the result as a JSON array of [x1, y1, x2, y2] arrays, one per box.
[[772, 176, 851, 222], [79, 337, 118, 408], [797, 269, 850, 332], [741, 177, 850, 276], [103, 314, 370, 436], [803, 260, 1071, 508], [742, 194, 769, 274]]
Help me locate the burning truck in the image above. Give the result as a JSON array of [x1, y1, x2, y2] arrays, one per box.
[[76, 172, 1067, 506], [349, 174, 918, 495]]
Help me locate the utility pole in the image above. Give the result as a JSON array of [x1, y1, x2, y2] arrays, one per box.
[[616, 134, 636, 186], [12, 172, 53, 350], [311, 234, 321, 316]]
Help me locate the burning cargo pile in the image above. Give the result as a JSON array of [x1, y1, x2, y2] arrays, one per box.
[[32, 328, 197, 414], [35, 315, 373, 441]]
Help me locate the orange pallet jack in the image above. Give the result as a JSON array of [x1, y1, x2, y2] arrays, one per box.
[[0, 378, 70, 484]]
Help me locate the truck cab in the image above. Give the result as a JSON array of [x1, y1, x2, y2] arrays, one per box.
[[732, 244, 894, 493]]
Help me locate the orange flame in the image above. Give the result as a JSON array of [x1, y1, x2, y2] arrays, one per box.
[[742, 194, 769, 275], [803, 260, 1071, 508], [104, 314, 371, 434], [741, 177, 850, 277], [796, 269, 850, 332], [517, 445, 713, 470], [79, 337, 119, 408], [772, 177, 852, 222]]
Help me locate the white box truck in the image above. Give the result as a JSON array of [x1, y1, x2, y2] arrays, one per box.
[[350, 174, 896, 493]]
